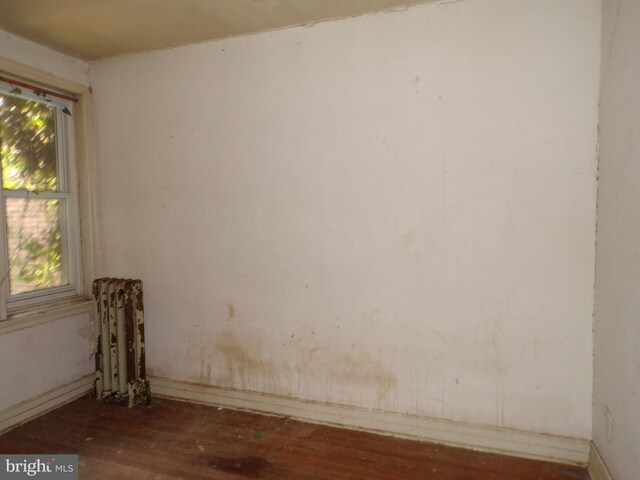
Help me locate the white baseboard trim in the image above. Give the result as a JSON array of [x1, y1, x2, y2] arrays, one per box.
[[0, 374, 94, 434], [588, 443, 614, 480], [149, 376, 589, 465]]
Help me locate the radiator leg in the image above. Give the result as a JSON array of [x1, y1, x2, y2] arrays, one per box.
[[127, 383, 134, 409], [95, 373, 104, 401]]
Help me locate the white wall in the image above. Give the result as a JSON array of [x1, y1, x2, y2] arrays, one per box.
[[90, 0, 600, 439], [0, 31, 93, 412], [0, 315, 93, 411], [0, 29, 88, 86], [593, 0, 640, 478]]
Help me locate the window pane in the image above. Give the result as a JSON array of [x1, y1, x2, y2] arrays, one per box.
[[5, 197, 68, 295], [0, 94, 58, 191]]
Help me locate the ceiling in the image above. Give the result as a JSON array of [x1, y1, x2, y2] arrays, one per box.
[[0, 0, 431, 62]]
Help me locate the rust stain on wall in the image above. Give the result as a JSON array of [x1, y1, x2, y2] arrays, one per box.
[[216, 332, 269, 371], [226, 303, 235, 320], [332, 351, 397, 404], [213, 331, 276, 389]]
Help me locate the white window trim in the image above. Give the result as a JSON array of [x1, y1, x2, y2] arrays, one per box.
[[0, 84, 82, 311], [0, 61, 98, 326]]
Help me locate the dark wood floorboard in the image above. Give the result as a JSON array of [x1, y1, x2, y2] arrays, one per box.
[[0, 395, 589, 479]]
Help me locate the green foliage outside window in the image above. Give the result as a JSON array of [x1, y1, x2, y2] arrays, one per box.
[[1, 92, 65, 295]]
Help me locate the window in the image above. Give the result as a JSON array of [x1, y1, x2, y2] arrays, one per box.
[[0, 77, 81, 316]]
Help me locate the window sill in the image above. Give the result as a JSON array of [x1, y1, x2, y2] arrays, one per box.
[[0, 296, 93, 335]]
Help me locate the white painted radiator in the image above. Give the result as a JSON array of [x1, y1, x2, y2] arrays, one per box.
[[92, 278, 150, 407]]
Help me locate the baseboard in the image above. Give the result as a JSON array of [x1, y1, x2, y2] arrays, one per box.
[[149, 376, 590, 465], [588, 443, 614, 480], [0, 374, 94, 434]]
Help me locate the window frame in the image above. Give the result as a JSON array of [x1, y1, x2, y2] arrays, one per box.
[[0, 74, 86, 320]]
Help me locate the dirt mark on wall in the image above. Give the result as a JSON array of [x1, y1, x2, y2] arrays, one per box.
[[75, 322, 94, 341], [214, 331, 276, 389], [332, 351, 397, 407], [185, 330, 275, 389], [472, 317, 506, 383]]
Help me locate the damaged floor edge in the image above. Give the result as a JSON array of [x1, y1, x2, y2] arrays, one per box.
[[148, 376, 590, 466]]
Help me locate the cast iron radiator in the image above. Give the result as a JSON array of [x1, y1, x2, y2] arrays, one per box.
[[92, 278, 150, 407]]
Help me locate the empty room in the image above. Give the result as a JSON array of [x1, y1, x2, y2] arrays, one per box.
[[0, 0, 637, 479]]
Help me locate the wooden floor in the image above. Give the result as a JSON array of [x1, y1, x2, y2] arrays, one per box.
[[0, 395, 589, 480]]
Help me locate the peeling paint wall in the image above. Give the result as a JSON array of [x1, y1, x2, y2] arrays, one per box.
[[593, 0, 640, 478], [90, 0, 600, 439]]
